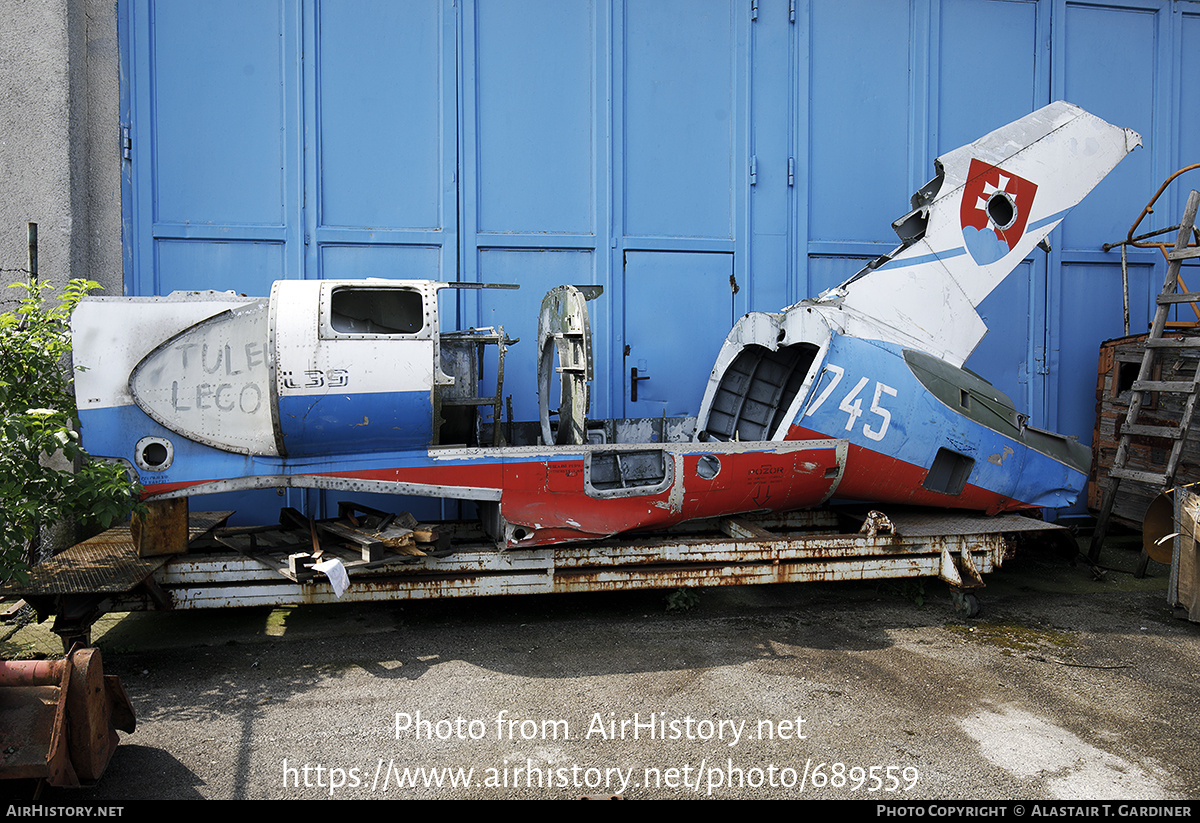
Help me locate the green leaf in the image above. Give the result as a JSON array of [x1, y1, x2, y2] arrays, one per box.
[[0, 278, 138, 584]]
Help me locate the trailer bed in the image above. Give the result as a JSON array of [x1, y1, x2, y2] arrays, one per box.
[[3, 506, 1073, 648]]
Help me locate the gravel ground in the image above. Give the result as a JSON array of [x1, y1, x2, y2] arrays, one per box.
[[3, 535, 1198, 801]]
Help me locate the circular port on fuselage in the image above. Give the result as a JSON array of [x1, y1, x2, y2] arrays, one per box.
[[135, 437, 174, 471]]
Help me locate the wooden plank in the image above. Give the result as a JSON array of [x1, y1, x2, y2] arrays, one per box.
[[1131, 380, 1196, 393], [720, 517, 776, 540], [1121, 423, 1183, 439], [1110, 466, 1168, 486], [1156, 290, 1200, 303], [1145, 337, 1200, 348]]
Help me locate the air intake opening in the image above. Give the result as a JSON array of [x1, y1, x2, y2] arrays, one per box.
[[701, 343, 818, 442], [922, 447, 975, 496]]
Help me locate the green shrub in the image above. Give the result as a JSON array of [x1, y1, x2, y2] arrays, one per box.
[[0, 279, 140, 583]]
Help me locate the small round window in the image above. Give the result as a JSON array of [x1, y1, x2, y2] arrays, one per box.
[[135, 436, 174, 471], [696, 454, 721, 480]]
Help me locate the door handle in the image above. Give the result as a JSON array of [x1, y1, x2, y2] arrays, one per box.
[[631, 367, 650, 402]]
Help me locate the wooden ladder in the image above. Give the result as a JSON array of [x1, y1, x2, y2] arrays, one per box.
[[1088, 189, 1200, 566]]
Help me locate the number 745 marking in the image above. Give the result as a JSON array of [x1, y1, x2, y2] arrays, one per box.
[[803, 364, 897, 442]]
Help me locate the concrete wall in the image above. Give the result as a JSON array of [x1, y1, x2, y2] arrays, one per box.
[[0, 0, 122, 308], [0, 0, 123, 556]]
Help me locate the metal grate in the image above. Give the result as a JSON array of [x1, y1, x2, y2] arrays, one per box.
[[2, 512, 231, 597]]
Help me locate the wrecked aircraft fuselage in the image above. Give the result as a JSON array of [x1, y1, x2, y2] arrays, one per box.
[[696, 101, 1140, 516], [696, 309, 1090, 515], [73, 102, 1139, 546], [74, 278, 849, 546]]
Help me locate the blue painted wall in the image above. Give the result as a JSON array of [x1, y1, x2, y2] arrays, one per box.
[[120, 0, 1200, 517]]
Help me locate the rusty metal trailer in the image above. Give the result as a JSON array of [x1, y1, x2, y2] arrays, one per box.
[[3, 506, 1073, 650]]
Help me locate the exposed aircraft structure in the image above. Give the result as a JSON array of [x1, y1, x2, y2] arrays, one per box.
[[698, 101, 1140, 514], [72, 102, 1140, 547]]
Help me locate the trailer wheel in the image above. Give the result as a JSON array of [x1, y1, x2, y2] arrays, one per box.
[[951, 590, 980, 618]]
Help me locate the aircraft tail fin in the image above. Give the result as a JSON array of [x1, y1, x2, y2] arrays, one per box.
[[817, 101, 1140, 366]]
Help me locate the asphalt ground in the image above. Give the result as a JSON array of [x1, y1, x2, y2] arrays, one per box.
[[2, 533, 1198, 801]]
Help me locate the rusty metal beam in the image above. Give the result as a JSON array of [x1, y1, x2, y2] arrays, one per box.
[[104, 510, 1047, 611]]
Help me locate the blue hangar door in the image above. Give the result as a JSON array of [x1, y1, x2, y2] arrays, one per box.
[[121, 1, 461, 520], [121, 0, 1195, 521], [120, 1, 758, 436], [456, 2, 751, 423], [119, 0, 760, 518], [122, 1, 458, 294]]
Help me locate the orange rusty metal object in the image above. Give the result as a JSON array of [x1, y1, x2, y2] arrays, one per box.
[[0, 646, 135, 787], [1110, 164, 1200, 325]]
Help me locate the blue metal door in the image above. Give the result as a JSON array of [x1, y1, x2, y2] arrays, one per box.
[[622, 252, 735, 418], [121, 0, 1200, 520], [457, 1, 752, 425], [123, 0, 457, 296], [304, 0, 458, 284], [613, 2, 748, 418], [458, 0, 608, 424], [123, 0, 302, 297]]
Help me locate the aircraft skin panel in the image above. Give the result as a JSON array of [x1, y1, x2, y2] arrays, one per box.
[[78, 403, 264, 483], [695, 323, 1086, 513], [275, 343, 437, 397], [73, 294, 261, 413], [788, 425, 1079, 514], [128, 300, 277, 456], [823, 261, 987, 365], [276, 390, 433, 456], [787, 334, 1085, 513], [493, 445, 844, 546], [112, 432, 846, 548]]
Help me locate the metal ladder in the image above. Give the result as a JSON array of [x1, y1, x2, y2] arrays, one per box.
[[1088, 189, 1200, 566]]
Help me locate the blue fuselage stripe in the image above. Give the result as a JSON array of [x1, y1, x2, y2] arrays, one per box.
[[875, 246, 967, 271]]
